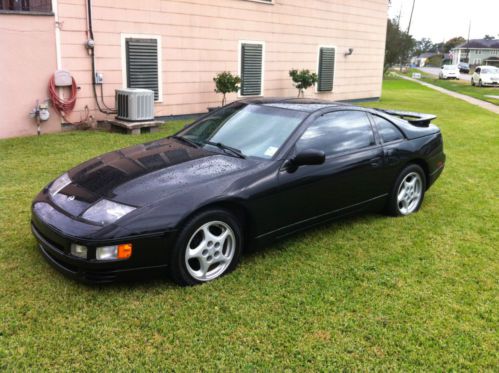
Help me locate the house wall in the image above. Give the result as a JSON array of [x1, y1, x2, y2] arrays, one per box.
[[1, 0, 389, 138], [0, 14, 59, 138], [453, 48, 499, 65]]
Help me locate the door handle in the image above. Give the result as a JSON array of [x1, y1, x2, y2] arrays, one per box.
[[385, 149, 395, 156]]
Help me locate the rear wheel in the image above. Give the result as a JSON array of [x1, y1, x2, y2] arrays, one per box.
[[479, 79, 483, 87], [387, 164, 426, 217], [471, 78, 475, 86], [168, 209, 242, 285]]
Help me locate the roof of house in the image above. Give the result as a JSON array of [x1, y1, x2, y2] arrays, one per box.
[[455, 39, 499, 49]]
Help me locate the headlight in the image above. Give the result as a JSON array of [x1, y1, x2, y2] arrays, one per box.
[[70, 243, 88, 259], [49, 173, 71, 196], [82, 199, 136, 225], [96, 243, 133, 260]]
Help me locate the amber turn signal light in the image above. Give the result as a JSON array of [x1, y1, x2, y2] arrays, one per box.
[[117, 243, 132, 259]]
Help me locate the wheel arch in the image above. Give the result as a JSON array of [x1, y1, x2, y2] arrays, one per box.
[[407, 159, 429, 189], [176, 199, 253, 249]]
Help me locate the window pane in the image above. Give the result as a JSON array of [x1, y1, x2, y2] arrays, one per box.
[[297, 111, 374, 155], [373, 116, 403, 143], [183, 104, 306, 159], [0, 0, 52, 12]]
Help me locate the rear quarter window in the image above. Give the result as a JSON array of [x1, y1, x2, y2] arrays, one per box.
[[373, 115, 404, 143]]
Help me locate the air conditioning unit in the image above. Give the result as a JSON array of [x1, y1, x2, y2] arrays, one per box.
[[115, 88, 155, 121]]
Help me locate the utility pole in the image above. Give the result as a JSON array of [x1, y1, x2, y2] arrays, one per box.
[[466, 20, 471, 63], [407, 0, 416, 34]]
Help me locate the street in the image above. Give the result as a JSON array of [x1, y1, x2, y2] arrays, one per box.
[[418, 67, 472, 81]]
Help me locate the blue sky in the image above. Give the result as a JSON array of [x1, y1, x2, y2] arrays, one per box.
[[388, 0, 499, 42]]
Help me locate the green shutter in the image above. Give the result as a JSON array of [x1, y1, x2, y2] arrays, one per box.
[[241, 43, 263, 96], [126, 38, 159, 100], [318, 47, 335, 92]]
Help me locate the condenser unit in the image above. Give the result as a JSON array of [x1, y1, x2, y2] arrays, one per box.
[[115, 88, 155, 121]]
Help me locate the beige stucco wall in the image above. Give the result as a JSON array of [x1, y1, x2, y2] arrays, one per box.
[[0, 14, 59, 138], [1, 0, 388, 138]]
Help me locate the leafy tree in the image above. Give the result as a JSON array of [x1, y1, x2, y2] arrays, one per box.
[[414, 38, 434, 56], [384, 18, 415, 73], [213, 72, 241, 106], [483, 34, 495, 40], [289, 69, 318, 97], [444, 37, 466, 53]]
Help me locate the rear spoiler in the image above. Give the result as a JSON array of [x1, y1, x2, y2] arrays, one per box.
[[375, 109, 437, 127]]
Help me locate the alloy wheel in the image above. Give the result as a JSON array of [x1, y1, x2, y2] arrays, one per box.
[[397, 172, 423, 215], [184, 220, 236, 281]]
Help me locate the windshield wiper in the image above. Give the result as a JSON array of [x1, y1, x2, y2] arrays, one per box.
[[203, 140, 246, 159], [170, 135, 200, 148]]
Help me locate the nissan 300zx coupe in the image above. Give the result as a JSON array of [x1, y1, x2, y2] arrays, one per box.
[[31, 98, 445, 285]]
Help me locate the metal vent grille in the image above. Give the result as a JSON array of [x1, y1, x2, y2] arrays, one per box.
[[318, 47, 335, 92], [241, 43, 263, 96], [126, 38, 159, 101], [115, 89, 155, 121]]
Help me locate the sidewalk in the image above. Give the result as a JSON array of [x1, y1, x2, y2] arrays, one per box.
[[396, 74, 499, 115]]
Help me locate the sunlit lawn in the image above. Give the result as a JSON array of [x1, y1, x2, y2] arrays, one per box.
[[407, 67, 499, 105], [0, 79, 497, 370]]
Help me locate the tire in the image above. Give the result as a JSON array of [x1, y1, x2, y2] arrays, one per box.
[[479, 79, 483, 87], [168, 209, 243, 286], [387, 164, 426, 217], [471, 79, 475, 86]]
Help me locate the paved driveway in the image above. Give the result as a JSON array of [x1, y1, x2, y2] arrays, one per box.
[[418, 67, 472, 81]]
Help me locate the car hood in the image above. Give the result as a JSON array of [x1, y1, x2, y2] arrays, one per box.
[[53, 138, 254, 216]]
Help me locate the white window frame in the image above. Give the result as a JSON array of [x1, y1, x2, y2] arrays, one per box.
[[120, 33, 163, 103], [238, 40, 265, 98], [315, 45, 337, 94]]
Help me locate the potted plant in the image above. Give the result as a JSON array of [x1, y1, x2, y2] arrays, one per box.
[[211, 72, 241, 111], [289, 69, 318, 97]]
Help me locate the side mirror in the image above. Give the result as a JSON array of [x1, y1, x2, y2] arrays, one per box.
[[287, 149, 325, 171]]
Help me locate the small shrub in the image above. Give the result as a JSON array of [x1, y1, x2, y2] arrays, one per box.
[[289, 69, 318, 97], [213, 72, 241, 106]]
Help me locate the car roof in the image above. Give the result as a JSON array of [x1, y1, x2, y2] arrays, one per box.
[[238, 97, 356, 113]]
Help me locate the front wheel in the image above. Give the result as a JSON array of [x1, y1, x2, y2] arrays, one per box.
[[168, 209, 242, 285], [387, 164, 426, 217], [471, 78, 475, 86], [479, 79, 483, 87]]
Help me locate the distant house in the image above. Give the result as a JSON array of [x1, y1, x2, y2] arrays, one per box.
[[0, 0, 389, 139], [451, 39, 499, 66], [413, 53, 438, 67]]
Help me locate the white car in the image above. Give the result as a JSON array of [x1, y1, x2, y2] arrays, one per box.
[[439, 65, 460, 80], [471, 66, 499, 87]]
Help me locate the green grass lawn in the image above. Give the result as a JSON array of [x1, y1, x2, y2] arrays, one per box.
[[1, 79, 498, 370], [406, 68, 499, 106]]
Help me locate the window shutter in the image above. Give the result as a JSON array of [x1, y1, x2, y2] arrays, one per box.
[[241, 43, 263, 96], [318, 47, 335, 92], [126, 38, 159, 100]]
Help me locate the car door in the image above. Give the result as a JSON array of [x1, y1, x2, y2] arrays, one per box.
[[473, 67, 480, 84], [275, 110, 384, 231]]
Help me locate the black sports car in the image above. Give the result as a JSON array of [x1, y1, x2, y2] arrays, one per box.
[[31, 98, 445, 285]]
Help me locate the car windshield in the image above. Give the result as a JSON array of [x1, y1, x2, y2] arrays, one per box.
[[179, 104, 307, 159], [443, 65, 457, 70], [482, 67, 499, 74]]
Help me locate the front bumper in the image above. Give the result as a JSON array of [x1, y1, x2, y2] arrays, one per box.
[[31, 202, 176, 284]]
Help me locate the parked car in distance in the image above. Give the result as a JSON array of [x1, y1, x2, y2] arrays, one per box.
[[31, 99, 446, 286], [439, 65, 460, 79], [457, 62, 470, 73], [471, 66, 499, 87]]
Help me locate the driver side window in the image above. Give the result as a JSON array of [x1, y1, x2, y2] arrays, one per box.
[[296, 111, 375, 156]]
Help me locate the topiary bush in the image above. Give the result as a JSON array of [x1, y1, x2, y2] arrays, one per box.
[[213, 72, 241, 106], [289, 69, 318, 97]]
